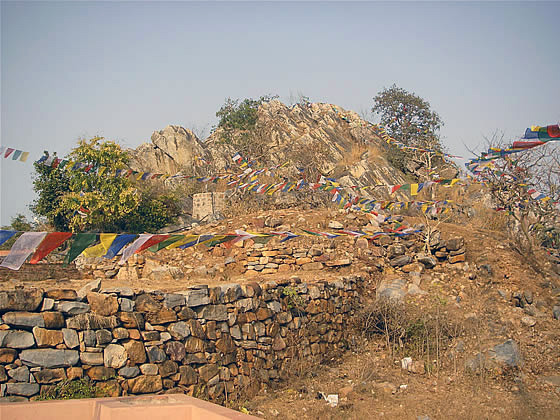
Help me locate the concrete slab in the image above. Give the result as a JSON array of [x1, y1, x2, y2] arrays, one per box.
[[0, 394, 260, 420]]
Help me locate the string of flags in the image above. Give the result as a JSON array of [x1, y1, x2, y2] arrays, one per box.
[[0, 146, 30, 162], [0, 226, 422, 271]]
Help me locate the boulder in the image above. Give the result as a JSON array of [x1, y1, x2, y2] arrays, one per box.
[[128, 375, 163, 394], [104, 344, 128, 369], [168, 322, 190, 340], [417, 254, 437, 269], [86, 292, 119, 316], [0, 289, 44, 312], [446, 237, 464, 251], [20, 349, 79, 368], [0, 330, 35, 348], [2, 312, 45, 328]]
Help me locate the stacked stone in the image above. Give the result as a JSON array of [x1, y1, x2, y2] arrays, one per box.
[[432, 237, 466, 264], [0, 276, 361, 402], [244, 246, 351, 275]]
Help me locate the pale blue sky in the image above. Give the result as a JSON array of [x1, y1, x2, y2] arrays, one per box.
[[1, 1, 559, 225]]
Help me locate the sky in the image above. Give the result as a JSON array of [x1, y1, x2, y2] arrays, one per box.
[[1, 1, 559, 226]]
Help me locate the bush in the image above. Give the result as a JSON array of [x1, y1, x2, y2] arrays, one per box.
[[37, 378, 102, 400]]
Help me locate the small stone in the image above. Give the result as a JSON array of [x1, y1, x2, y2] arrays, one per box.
[[123, 340, 146, 365], [449, 254, 466, 264], [87, 366, 115, 381], [57, 301, 91, 315], [417, 254, 437, 269], [62, 328, 79, 349], [46, 289, 78, 301], [20, 349, 79, 368], [158, 360, 178, 378], [118, 366, 140, 379], [40, 298, 55, 311], [179, 365, 197, 385], [146, 346, 166, 363], [80, 352, 104, 365], [96, 329, 113, 345], [33, 327, 63, 347], [119, 298, 135, 312], [165, 341, 186, 361], [33, 368, 66, 384], [42, 312, 65, 329], [66, 367, 83, 380], [446, 237, 464, 251], [390, 255, 411, 267], [196, 304, 228, 321], [521, 316, 536, 327], [128, 375, 162, 394], [8, 366, 30, 382], [0, 348, 17, 363], [199, 364, 219, 382], [140, 363, 159, 375], [66, 313, 118, 330]]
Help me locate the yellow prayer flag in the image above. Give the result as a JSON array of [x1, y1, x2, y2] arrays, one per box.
[[19, 152, 30, 162], [450, 179, 460, 186], [136, 172, 144, 181], [166, 235, 196, 249], [82, 234, 117, 258], [410, 184, 419, 196]]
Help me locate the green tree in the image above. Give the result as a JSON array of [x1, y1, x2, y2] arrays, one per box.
[[214, 95, 278, 153], [372, 85, 444, 177], [32, 137, 179, 233]]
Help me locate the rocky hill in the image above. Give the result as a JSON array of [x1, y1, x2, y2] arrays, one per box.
[[128, 101, 408, 196]]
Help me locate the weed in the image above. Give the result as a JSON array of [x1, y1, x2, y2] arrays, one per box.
[[37, 378, 103, 400]]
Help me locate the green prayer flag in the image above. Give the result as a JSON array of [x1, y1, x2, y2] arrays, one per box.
[[148, 235, 184, 252], [64, 233, 97, 266]]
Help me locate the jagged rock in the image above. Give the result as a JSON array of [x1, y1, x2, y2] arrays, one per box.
[[466, 339, 522, 371], [77, 279, 101, 300], [417, 254, 437, 269], [86, 292, 119, 316], [128, 375, 163, 394], [20, 349, 79, 368], [2, 312, 45, 328], [0, 288, 44, 312], [387, 244, 406, 259], [41, 298, 55, 311], [145, 308, 177, 325], [116, 266, 139, 282], [199, 364, 219, 382], [0, 330, 35, 348], [390, 255, 411, 267]]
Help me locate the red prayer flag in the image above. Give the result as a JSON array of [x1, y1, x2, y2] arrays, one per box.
[[391, 185, 402, 194], [4, 148, 14, 158], [134, 235, 170, 254], [547, 124, 560, 138], [30, 232, 72, 264]]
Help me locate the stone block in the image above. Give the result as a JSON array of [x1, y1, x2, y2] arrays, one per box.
[[46, 289, 78, 301], [32, 327, 63, 347], [87, 366, 115, 381], [86, 292, 119, 316], [0, 330, 35, 349], [62, 328, 79, 349], [6, 383, 39, 397], [57, 302, 90, 315], [33, 368, 66, 384], [80, 352, 104, 365], [123, 340, 146, 365], [128, 375, 162, 394], [20, 349, 79, 368], [0, 288, 44, 312], [2, 312, 45, 328], [42, 312, 65, 329]]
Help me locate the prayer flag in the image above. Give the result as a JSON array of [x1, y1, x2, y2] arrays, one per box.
[[148, 235, 184, 252], [119, 234, 152, 264], [64, 233, 97, 265], [134, 234, 169, 254], [4, 148, 14, 158], [11, 150, 22, 160], [166, 235, 198, 249], [0, 230, 18, 246], [410, 184, 419, 196], [82, 233, 118, 258], [30, 232, 72, 264], [104, 234, 137, 258], [0, 232, 48, 270]]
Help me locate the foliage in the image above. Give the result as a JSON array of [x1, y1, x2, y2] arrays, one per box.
[[31, 154, 72, 231], [372, 84, 445, 179], [477, 134, 560, 273], [31, 137, 179, 233], [37, 378, 102, 400], [282, 286, 304, 310], [214, 95, 278, 155], [0, 214, 35, 250]]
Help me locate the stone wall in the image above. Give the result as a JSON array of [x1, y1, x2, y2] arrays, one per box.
[[0, 275, 362, 402]]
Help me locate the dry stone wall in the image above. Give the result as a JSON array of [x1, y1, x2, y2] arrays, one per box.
[[0, 275, 362, 402]]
